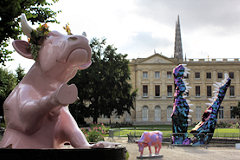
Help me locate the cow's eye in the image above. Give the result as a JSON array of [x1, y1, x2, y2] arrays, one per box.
[[68, 37, 78, 41]]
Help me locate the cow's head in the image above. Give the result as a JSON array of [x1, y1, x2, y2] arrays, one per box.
[[12, 14, 91, 82], [137, 142, 148, 152]]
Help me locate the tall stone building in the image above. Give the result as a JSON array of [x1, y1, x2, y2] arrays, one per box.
[[128, 16, 240, 125]]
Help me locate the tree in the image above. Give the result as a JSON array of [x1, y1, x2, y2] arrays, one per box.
[[0, 0, 61, 65], [69, 38, 137, 124], [15, 65, 25, 83], [0, 67, 17, 118]]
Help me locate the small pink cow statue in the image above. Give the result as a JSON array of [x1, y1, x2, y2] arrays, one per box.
[[136, 131, 163, 157], [0, 14, 102, 149]]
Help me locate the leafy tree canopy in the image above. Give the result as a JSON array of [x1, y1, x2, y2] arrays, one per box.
[[69, 38, 136, 124], [0, 0, 60, 65], [0, 67, 17, 118], [15, 64, 25, 83], [0, 65, 25, 120]]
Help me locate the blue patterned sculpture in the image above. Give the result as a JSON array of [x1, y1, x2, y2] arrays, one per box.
[[190, 74, 231, 145], [171, 64, 231, 145], [172, 64, 192, 144]]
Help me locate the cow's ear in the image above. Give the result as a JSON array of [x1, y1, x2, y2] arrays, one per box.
[[12, 40, 33, 59]]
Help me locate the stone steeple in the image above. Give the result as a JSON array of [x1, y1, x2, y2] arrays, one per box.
[[174, 15, 183, 61]]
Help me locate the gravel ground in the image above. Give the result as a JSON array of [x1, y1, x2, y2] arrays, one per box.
[[107, 137, 240, 160]]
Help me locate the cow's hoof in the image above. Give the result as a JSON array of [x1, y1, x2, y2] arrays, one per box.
[[56, 84, 78, 105]]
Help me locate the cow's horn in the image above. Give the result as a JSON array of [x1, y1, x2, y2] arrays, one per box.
[[82, 32, 87, 37], [21, 13, 33, 38]]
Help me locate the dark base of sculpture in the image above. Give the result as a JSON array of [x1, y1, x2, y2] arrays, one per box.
[[0, 147, 127, 160], [137, 154, 163, 159]]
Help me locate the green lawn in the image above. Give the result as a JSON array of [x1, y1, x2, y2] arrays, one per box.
[[214, 128, 240, 138], [109, 125, 240, 138]]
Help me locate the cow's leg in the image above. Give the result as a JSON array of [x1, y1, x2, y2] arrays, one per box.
[[60, 108, 91, 148], [157, 142, 162, 154], [138, 143, 144, 156], [140, 150, 143, 157], [148, 145, 152, 156], [154, 145, 158, 155], [17, 84, 78, 132]]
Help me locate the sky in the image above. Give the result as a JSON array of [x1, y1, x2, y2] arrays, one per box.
[[4, 0, 240, 72]]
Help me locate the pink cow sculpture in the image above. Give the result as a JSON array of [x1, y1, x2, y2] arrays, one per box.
[[136, 131, 162, 156], [0, 14, 101, 149]]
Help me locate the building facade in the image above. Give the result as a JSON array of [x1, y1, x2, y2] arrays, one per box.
[[129, 54, 240, 125]]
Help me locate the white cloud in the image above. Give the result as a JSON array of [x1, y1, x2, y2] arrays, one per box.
[[4, 0, 240, 72]]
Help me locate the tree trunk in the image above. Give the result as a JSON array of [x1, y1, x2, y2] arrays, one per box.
[[93, 104, 98, 124], [93, 116, 98, 124]]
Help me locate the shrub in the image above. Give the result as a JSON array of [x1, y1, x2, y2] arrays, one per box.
[[110, 122, 133, 128], [81, 123, 107, 142], [235, 122, 239, 128], [216, 121, 232, 128]]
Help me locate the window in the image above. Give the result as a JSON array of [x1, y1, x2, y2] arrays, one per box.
[[143, 85, 148, 97], [218, 106, 224, 119], [196, 106, 201, 120], [229, 72, 234, 79], [155, 106, 161, 121], [155, 85, 160, 97], [142, 106, 148, 121], [184, 73, 189, 79], [155, 71, 160, 79], [195, 72, 200, 79], [167, 106, 173, 121], [167, 85, 172, 97], [218, 72, 223, 79], [101, 114, 108, 118], [167, 71, 172, 79], [143, 72, 148, 79], [230, 106, 237, 119], [195, 86, 200, 97], [206, 72, 211, 79], [230, 86, 235, 97], [207, 86, 212, 97], [114, 115, 120, 120]]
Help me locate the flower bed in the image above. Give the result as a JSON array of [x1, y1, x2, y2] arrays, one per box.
[[81, 123, 108, 142]]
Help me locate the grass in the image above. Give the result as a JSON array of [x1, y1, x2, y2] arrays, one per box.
[[214, 128, 240, 138], [109, 125, 240, 138]]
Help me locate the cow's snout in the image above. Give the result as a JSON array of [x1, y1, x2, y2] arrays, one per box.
[[56, 34, 91, 65]]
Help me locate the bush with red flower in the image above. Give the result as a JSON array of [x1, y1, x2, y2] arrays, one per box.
[[81, 123, 107, 142]]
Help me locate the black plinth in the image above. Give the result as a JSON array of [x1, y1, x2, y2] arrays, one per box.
[[137, 154, 163, 159], [0, 147, 127, 160]]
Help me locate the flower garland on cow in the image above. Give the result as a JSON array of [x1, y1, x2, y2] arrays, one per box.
[[28, 24, 50, 60], [23, 14, 73, 60]]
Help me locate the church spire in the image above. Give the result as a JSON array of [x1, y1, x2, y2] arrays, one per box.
[[174, 15, 183, 61]]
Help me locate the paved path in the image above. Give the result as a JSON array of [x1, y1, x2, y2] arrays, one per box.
[[108, 137, 240, 160], [1, 135, 239, 160]]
